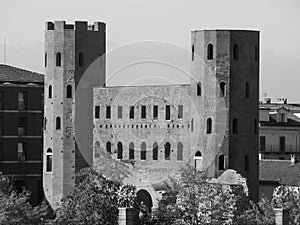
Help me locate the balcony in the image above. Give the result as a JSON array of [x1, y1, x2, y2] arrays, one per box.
[[260, 144, 300, 153]]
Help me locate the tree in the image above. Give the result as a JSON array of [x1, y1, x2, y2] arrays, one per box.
[[273, 185, 300, 224], [54, 167, 136, 225], [152, 165, 275, 225], [0, 172, 51, 224]]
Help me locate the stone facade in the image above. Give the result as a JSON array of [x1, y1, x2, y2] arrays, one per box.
[[44, 22, 259, 209], [43, 21, 106, 208]]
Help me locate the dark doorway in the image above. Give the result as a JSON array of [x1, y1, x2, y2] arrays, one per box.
[[135, 189, 153, 213]]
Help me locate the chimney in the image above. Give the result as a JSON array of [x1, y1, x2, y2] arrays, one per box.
[[283, 98, 287, 104], [266, 98, 271, 104], [290, 154, 296, 165]]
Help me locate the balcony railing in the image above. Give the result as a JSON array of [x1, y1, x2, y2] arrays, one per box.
[[260, 144, 300, 153]]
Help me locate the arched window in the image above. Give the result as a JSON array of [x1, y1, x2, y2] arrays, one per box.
[[46, 148, 53, 172], [253, 119, 257, 135], [192, 45, 195, 61], [206, 118, 212, 134], [141, 142, 146, 160], [106, 142, 111, 153], [165, 142, 171, 160], [255, 45, 258, 61], [245, 82, 250, 98], [207, 44, 213, 60], [232, 118, 238, 134], [56, 117, 61, 130], [177, 142, 183, 161], [153, 142, 158, 160], [45, 53, 47, 67], [117, 142, 123, 159], [219, 155, 225, 170], [245, 155, 249, 171], [233, 44, 239, 60], [79, 52, 84, 66], [67, 85, 72, 99], [56, 52, 61, 67], [197, 82, 201, 96], [48, 85, 52, 99], [194, 151, 202, 170], [191, 118, 194, 132], [220, 82, 226, 97], [129, 142, 134, 160]]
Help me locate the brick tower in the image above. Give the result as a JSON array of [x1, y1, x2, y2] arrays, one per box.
[[191, 30, 259, 200], [43, 21, 106, 208]]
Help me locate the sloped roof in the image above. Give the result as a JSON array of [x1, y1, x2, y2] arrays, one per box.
[[260, 103, 300, 112], [0, 64, 44, 83], [259, 160, 300, 186], [260, 112, 300, 127]]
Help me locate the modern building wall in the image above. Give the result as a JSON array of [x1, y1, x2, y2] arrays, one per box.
[[0, 69, 44, 206]]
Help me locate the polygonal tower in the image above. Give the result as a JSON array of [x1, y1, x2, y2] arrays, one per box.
[[43, 21, 106, 208], [191, 30, 259, 200]]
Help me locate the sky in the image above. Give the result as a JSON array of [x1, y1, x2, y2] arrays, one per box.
[[0, 0, 300, 102]]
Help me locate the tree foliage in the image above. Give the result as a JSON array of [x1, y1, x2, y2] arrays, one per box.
[[152, 166, 275, 225], [54, 167, 136, 225], [0, 172, 51, 225], [273, 185, 300, 224]]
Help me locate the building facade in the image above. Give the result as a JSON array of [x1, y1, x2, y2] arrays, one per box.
[[259, 101, 300, 160], [43, 21, 106, 208], [0, 64, 44, 205], [93, 30, 260, 208], [43, 21, 260, 209]]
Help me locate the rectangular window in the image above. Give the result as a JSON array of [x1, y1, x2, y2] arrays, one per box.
[[118, 106, 123, 119], [18, 92, 27, 110], [141, 105, 146, 119], [279, 113, 285, 122], [0, 117, 3, 135], [129, 106, 134, 119], [178, 105, 183, 119], [279, 136, 285, 152], [46, 154, 53, 172], [153, 105, 158, 119], [106, 106, 111, 119], [260, 136, 266, 151], [95, 106, 100, 119], [17, 142, 26, 161], [0, 91, 3, 109], [166, 105, 170, 120], [18, 117, 27, 135]]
